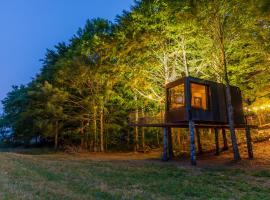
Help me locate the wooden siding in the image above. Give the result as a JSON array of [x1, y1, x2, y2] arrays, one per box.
[[166, 77, 245, 125]]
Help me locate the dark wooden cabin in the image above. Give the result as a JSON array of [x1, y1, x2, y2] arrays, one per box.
[[166, 76, 245, 125], [130, 76, 255, 165]]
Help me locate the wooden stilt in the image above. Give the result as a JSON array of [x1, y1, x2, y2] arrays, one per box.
[[189, 120, 196, 165], [196, 128, 203, 155], [157, 128, 161, 147], [177, 128, 181, 153], [245, 126, 253, 159], [162, 127, 169, 161], [214, 128, 220, 155], [222, 128, 228, 151], [168, 127, 174, 159]]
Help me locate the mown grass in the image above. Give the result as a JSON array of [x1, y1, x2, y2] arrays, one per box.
[[0, 151, 269, 200]]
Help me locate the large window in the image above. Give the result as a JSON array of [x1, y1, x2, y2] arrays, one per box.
[[191, 83, 209, 110], [168, 84, 185, 110]]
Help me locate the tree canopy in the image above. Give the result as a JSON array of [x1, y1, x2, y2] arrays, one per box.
[[1, 0, 269, 151]]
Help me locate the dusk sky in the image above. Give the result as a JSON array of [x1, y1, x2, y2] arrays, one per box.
[[0, 0, 134, 110]]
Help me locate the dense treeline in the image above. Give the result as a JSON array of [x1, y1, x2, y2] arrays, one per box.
[[0, 0, 269, 151]]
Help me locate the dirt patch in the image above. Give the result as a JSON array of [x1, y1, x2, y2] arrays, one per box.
[[44, 140, 270, 171]]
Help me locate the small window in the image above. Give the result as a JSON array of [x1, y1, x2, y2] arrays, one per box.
[[168, 84, 185, 110], [191, 83, 209, 110]]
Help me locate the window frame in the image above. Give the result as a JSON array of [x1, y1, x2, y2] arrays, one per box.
[[190, 82, 210, 111], [167, 83, 185, 111]]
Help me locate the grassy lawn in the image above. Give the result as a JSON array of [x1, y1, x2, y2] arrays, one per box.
[[0, 145, 269, 200]]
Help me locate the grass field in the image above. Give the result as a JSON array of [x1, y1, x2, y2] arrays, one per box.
[[0, 142, 269, 200]]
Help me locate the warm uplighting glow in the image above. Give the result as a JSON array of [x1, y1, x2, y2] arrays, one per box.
[[244, 104, 270, 112], [191, 83, 208, 110]]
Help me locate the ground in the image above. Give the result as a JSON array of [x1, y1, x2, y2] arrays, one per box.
[[0, 141, 269, 200]]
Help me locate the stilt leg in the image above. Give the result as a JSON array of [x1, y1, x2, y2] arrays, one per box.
[[177, 128, 181, 153], [245, 126, 253, 159], [196, 128, 203, 155], [222, 128, 228, 151], [214, 128, 220, 155], [162, 127, 168, 161], [168, 127, 174, 159], [189, 120, 196, 165]]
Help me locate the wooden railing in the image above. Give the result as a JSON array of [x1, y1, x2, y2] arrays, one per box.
[[129, 111, 165, 125], [246, 112, 270, 129]]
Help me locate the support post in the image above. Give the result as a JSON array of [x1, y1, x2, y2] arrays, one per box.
[[162, 127, 169, 161], [187, 79, 196, 165], [168, 127, 174, 159], [245, 126, 253, 159], [222, 128, 228, 151], [189, 120, 196, 165], [177, 128, 181, 152], [214, 128, 220, 155], [196, 128, 203, 155]]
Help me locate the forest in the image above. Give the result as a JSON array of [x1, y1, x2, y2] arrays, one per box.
[[0, 0, 269, 152]]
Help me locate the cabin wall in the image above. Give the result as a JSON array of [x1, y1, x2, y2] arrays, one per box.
[[165, 77, 245, 125], [166, 107, 187, 123], [216, 84, 228, 123], [188, 79, 226, 123], [231, 87, 245, 124]]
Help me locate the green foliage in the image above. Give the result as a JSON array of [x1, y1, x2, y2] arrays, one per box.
[[1, 0, 269, 150]]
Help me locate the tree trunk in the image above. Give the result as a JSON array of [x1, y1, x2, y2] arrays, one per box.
[[105, 129, 108, 152], [133, 95, 139, 152], [168, 128, 174, 159], [245, 126, 253, 159], [142, 128, 145, 152], [54, 121, 59, 150], [100, 108, 104, 152], [93, 106, 97, 152], [163, 53, 170, 84], [189, 120, 196, 165], [214, 128, 220, 155], [134, 108, 139, 152], [157, 130, 160, 147], [127, 129, 130, 145], [177, 128, 181, 152], [181, 36, 189, 77], [141, 108, 145, 151], [219, 18, 241, 161], [80, 121, 85, 149], [222, 129, 228, 150], [225, 83, 241, 160], [162, 127, 168, 161]]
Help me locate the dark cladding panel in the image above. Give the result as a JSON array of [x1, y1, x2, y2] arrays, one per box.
[[166, 107, 187, 123], [216, 84, 227, 123], [165, 76, 245, 125], [210, 83, 221, 121], [231, 86, 245, 124]]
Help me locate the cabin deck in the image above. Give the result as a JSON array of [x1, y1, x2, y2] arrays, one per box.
[[129, 122, 257, 129]]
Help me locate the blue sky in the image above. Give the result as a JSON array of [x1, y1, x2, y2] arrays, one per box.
[[0, 0, 134, 110]]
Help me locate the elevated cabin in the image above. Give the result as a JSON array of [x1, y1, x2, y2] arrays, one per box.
[[166, 77, 245, 125], [130, 76, 254, 165]]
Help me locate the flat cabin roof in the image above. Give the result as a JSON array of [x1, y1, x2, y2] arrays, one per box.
[[165, 76, 226, 89]]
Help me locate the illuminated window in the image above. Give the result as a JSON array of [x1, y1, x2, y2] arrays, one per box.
[[191, 83, 208, 110], [168, 84, 185, 110]]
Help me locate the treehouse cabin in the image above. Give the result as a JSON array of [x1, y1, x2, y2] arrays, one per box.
[[166, 76, 245, 125], [130, 76, 255, 165]]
